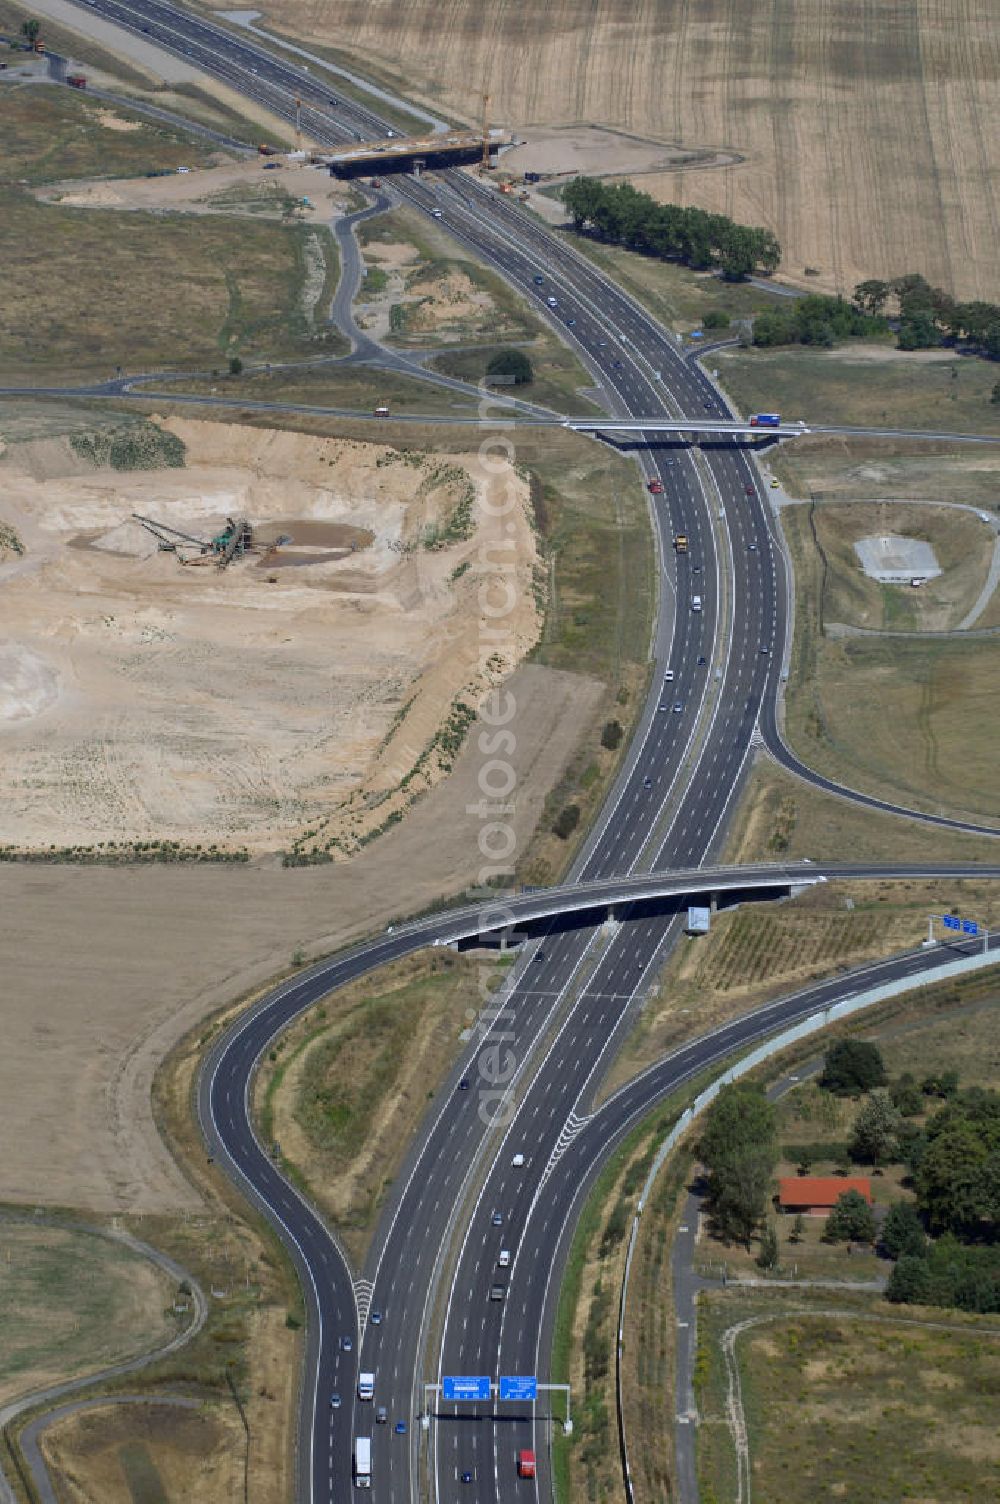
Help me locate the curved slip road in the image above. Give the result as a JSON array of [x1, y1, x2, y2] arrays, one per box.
[[37, 4, 999, 1498]]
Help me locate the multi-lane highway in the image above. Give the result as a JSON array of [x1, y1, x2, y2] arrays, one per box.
[[41, 5, 1000, 1501]]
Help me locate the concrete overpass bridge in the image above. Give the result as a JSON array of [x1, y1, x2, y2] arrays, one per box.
[[390, 863, 1000, 949]]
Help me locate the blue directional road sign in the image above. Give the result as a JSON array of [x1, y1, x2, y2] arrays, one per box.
[[942, 915, 961, 931], [962, 919, 979, 936], [443, 1377, 491, 1402], [499, 1376, 538, 1402]]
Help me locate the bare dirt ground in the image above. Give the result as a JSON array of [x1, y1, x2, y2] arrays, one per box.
[[0, 417, 538, 854], [0, 658, 601, 1213], [236, 0, 1000, 299], [356, 237, 516, 343], [36, 155, 354, 227], [501, 124, 737, 180]]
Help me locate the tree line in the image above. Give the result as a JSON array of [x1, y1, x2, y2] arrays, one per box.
[[752, 295, 888, 349], [561, 177, 781, 281], [854, 273, 1000, 358]]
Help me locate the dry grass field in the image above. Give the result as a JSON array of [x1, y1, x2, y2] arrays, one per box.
[[256, 950, 512, 1261], [715, 344, 1000, 434], [601, 876, 1000, 1101], [235, 0, 1000, 299], [40, 1400, 245, 1504], [0, 84, 224, 184], [799, 501, 994, 634], [697, 1293, 1000, 1504], [780, 503, 1000, 824], [772, 436, 1000, 513], [0, 1221, 174, 1407]]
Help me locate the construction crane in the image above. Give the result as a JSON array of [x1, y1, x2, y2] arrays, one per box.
[[481, 91, 492, 171]]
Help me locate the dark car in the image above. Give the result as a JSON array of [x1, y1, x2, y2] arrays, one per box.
[[395, 1420, 407, 1434], [458, 1078, 471, 1091], [533, 950, 546, 962], [340, 1335, 353, 1352], [533, 275, 545, 285], [491, 1211, 503, 1226], [370, 1309, 382, 1326], [330, 1393, 341, 1409], [697, 655, 707, 665], [462, 1473, 473, 1484]]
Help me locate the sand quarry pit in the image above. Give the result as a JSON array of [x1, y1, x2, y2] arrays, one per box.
[[0, 418, 539, 855]]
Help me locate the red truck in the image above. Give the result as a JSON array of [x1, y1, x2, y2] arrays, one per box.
[[517, 1450, 536, 1479], [66, 73, 87, 89]]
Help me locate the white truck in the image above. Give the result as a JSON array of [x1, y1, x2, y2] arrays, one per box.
[[358, 1372, 375, 1401], [355, 1436, 372, 1488]]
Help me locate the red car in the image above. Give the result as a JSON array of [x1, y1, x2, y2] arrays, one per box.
[[745, 484, 754, 495], [647, 479, 664, 494]]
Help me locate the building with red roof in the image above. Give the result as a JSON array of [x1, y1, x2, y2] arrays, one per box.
[[778, 1176, 872, 1216]]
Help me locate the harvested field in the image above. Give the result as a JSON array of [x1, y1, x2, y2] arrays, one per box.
[[236, 0, 1000, 299], [0, 416, 538, 855], [0, 658, 601, 1213]]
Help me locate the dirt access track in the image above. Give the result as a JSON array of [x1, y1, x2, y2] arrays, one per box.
[[0, 418, 539, 855]]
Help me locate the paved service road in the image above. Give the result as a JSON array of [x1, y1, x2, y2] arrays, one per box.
[[41, 4, 998, 1500]]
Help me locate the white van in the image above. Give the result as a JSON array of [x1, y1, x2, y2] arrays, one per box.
[[692, 595, 702, 612], [498, 1249, 511, 1267]]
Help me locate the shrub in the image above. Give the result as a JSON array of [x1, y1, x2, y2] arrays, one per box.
[[553, 804, 580, 840], [820, 1039, 887, 1096], [486, 348, 534, 386], [600, 720, 623, 751]]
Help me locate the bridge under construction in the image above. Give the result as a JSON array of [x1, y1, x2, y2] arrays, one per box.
[[321, 128, 512, 178]]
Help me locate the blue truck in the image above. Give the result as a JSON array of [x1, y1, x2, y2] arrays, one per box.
[[749, 413, 781, 427]]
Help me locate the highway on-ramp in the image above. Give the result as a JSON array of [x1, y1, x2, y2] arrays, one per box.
[[41, 5, 1000, 1500]]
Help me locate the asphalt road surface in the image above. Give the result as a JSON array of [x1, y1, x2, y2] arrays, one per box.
[[44, 5, 999, 1501]]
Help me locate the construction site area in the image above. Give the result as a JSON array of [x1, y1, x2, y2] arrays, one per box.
[[0, 417, 539, 856]]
